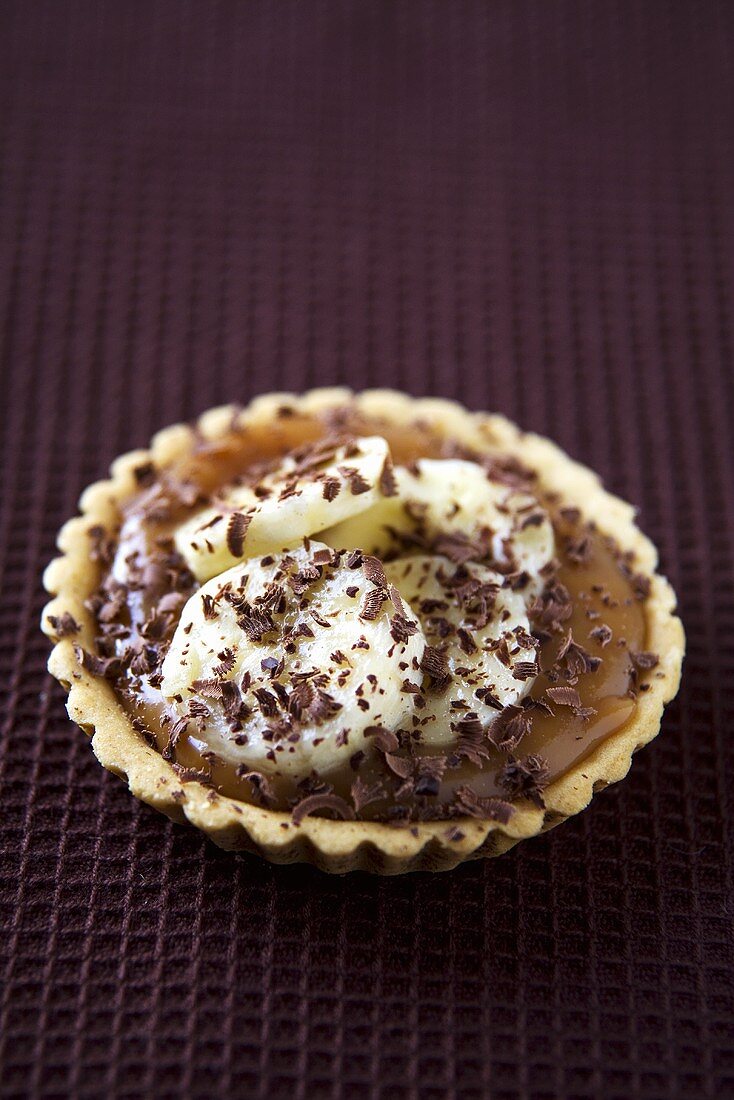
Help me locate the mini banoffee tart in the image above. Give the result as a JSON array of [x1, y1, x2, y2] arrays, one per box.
[[42, 389, 684, 873]]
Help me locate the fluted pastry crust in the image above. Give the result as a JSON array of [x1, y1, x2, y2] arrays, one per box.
[[42, 389, 685, 874]]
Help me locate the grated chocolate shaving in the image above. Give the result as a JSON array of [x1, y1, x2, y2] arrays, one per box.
[[73, 645, 121, 681], [191, 678, 223, 699], [454, 712, 483, 738], [351, 776, 385, 812], [433, 531, 484, 565], [629, 571, 651, 600], [363, 555, 387, 586], [162, 715, 189, 761], [133, 462, 157, 487], [47, 612, 81, 638], [454, 785, 514, 823], [308, 688, 343, 722], [481, 454, 537, 490], [419, 645, 451, 691], [220, 679, 244, 720], [556, 631, 602, 678], [456, 628, 478, 655], [226, 512, 251, 558], [630, 650, 659, 670], [390, 614, 419, 644], [201, 593, 217, 619], [322, 477, 341, 501], [360, 587, 388, 621], [565, 535, 593, 564], [212, 648, 236, 678], [292, 793, 356, 824], [384, 753, 414, 779], [496, 754, 550, 808], [347, 470, 371, 495], [512, 659, 539, 681], [235, 768, 276, 806], [546, 685, 582, 708], [528, 581, 573, 634], [378, 456, 399, 497], [367, 725, 400, 754], [414, 773, 440, 797], [88, 524, 116, 567], [450, 724, 492, 767], [171, 762, 214, 786], [253, 687, 279, 718], [489, 704, 532, 752], [236, 604, 275, 642]]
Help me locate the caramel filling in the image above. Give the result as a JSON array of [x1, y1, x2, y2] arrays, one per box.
[[89, 407, 655, 821]]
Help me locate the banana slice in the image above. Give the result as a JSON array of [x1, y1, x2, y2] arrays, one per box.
[[383, 554, 540, 746], [175, 436, 396, 582], [160, 542, 425, 779], [322, 458, 554, 588]]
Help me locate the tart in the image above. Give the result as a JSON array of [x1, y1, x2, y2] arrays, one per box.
[[42, 388, 684, 874]]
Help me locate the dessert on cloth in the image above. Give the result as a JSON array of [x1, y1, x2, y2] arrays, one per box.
[[42, 389, 684, 873]]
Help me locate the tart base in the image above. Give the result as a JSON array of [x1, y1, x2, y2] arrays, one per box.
[[42, 388, 685, 874]]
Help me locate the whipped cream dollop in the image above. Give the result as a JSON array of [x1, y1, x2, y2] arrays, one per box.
[[160, 437, 555, 779], [175, 435, 396, 582], [160, 543, 424, 777], [322, 457, 554, 597]]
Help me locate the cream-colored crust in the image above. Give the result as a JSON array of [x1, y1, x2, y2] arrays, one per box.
[[42, 389, 685, 874]]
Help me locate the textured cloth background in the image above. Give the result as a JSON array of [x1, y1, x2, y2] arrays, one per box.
[[1, 3, 733, 1097]]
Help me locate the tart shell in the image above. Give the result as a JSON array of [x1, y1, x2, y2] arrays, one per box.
[[42, 389, 685, 874]]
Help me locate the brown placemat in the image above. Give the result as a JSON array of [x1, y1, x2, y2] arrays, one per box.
[[1, 3, 732, 1097]]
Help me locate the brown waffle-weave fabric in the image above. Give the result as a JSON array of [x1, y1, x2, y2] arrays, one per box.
[[1, 3, 733, 1097]]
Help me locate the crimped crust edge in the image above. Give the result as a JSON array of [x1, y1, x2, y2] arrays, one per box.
[[42, 388, 685, 874]]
